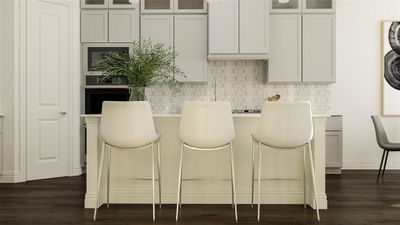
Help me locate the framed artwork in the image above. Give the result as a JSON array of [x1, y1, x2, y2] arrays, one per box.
[[382, 21, 400, 116]]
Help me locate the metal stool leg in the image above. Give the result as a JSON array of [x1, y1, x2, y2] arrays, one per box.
[[151, 143, 156, 221], [93, 142, 106, 221], [303, 146, 307, 209], [257, 142, 262, 222], [157, 141, 162, 208], [251, 140, 255, 208], [229, 143, 238, 222], [307, 143, 320, 222], [377, 150, 386, 182], [382, 150, 389, 178], [176, 142, 184, 222], [107, 147, 111, 208]]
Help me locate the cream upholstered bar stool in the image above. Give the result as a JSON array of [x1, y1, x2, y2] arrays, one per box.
[[251, 101, 320, 222], [93, 101, 161, 221], [176, 101, 238, 222]]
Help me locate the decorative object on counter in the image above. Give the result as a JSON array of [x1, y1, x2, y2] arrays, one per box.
[[382, 21, 400, 115], [95, 39, 185, 101], [267, 94, 281, 101]]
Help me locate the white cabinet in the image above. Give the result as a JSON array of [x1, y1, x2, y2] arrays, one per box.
[[271, 0, 301, 13], [141, 0, 207, 14], [0, 116, 3, 175], [81, 10, 108, 42], [81, 0, 109, 8], [208, 0, 238, 54], [140, 15, 174, 47], [141, 15, 208, 82], [81, 9, 139, 43], [302, 14, 335, 82], [325, 115, 343, 174], [303, 0, 335, 13], [109, 10, 139, 42], [175, 15, 208, 82], [270, 0, 335, 13], [109, 0, 136, 8], [269, 15, 302, 82], [208, 0, 269, 59]]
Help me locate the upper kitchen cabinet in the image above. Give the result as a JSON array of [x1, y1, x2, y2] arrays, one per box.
[[140, 15, 174, 47], [141, 0, 207, 14], [271, 0, 301, 13], [209, 0, 269, 60], [81, 9, 139, 43], [81, 0, 108, 8], [302, 14, 335, 82], [303, 0, 335, 13], [109, 0, 136, 8]]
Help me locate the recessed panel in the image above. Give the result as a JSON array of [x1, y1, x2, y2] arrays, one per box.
[[38, 121, 60, 161]]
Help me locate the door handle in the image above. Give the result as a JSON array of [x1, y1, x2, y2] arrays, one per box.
[[60, 111, 67, 115]]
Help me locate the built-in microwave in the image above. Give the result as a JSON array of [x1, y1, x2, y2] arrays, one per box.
[[82, 43, 132, 75]]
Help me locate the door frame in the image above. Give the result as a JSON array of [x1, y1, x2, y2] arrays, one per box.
[[15, 0, 81, 181]]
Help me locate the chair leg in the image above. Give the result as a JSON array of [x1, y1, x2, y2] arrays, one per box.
[[377, 150, 387, 182], [303, 146, 307, 209], [93, 142, 106, 221], [251, 140, 255, 208], [157, 141, 162, 208], [307, 143, 320, 222], [257, 142, 262, 222], [229, 143, 238, 222], [176, 142, 184, 222], [107, 146, 111, 208], [382, 151, 390, 178], [151, 143, 156, 222]]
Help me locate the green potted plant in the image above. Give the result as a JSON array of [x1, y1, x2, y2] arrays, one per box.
[[96, 39, 185, 101]]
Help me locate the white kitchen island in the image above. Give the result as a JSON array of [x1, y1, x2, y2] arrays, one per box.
[[82, 114, 328, 209]]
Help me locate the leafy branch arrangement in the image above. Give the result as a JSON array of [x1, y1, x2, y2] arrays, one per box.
[[96, 39, 186, 101]]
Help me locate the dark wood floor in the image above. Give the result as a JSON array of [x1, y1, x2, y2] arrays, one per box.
[[1, 171, 399, 225]]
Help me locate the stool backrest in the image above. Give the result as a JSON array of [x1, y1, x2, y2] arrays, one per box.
[[371, 115, 389, 148], [180, 101, 235, 149], [256, 101, 313, 149], [100, 101, 157, 148]]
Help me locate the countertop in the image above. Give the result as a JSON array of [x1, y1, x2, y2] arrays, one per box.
[[81, 113, 329, 118]]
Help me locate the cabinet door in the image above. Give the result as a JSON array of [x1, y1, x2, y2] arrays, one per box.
[[209, 0, 238, 54], [271, 0, 301, 13], [174, 15, 208, 82], [174, 0, 207, 13], [109, 0, 136, 8], [81, 10, 108, 42], [140, 15, 174, 48], [109, 10, 139, 42], [326, 131, 342, 169], [303, 0, 335, 13], [81, 0, 108, 8], [302, 15, 335, 82], [240, 0, 269, 54], [141, 0, 173, 13], [268, 15, 301, 82]]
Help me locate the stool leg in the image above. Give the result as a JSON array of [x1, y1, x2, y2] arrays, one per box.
[[382, 151, 389, 178], [107, 147, 111, 208], [257, 143, 262, 222], [251, 140, 255, 208], [93, 142, 106, 221], [157, 141, 162, 208], [151, 143, 155, 221], [307, 143, 320, 222], [229, 143, 238, 222], [377, 150, 386, 182], [303, 146, 307, 209], [176, 142, 184, 222]]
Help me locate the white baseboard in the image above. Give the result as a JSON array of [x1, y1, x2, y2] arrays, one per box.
[[0, 171, 26, 183], [343, 163, 400, 170], [84, 189, 328, 210], [72, 165, 83, 176]]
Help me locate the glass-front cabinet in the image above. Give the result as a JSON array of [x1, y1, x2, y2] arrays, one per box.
[[109, 0, 136, 8], [271, 0, 335, 13], [141, 0, 207, 13], [81, 0, 108, 8]]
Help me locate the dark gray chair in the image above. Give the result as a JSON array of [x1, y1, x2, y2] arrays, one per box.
[[371, 115, 400, 182]]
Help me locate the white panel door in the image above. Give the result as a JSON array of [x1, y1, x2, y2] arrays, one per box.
[[208, 0, 238, 54], [27, 0, 71, 180], [81, 10, 108, 42], [109, 10, 139, 42], [140, 15, 174, 48], [302, 14, 335, 82], [239, 0, 269, 54], [175, 15, 208, 82], [268, 15, 302, 82]]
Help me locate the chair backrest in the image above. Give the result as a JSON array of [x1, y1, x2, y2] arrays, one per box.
[[179, 101, 235, 149], [100, 101, 157, 148], [371, 115, 389, 149], [256, 101, 313, 149]]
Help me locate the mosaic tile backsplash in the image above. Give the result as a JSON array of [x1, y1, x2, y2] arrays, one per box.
[[146, 60, 331, 115]]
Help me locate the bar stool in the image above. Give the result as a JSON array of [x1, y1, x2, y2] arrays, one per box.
[[251, 101, 320, 222], [93, 101, 161, 221], [176, 101, 238, 222]]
